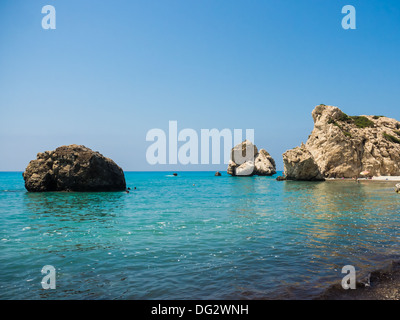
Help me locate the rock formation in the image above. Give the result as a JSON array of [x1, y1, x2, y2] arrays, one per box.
[[283, 143, 325, 181], [227, 140, 276, 176], [396, 184, 400, 194], [23, 145, 126, 192], [214, 171, 222, 176], [283, 105, 400, 180], [255, 149, 277, 176]]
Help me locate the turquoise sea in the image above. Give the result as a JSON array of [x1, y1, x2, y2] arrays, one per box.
[[1, 171, 400, 300]]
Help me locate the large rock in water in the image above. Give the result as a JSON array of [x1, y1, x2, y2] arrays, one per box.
[[227, 140, 276, 176], [23, 145, 126, 192], [255, 149, 277, 176], [283, 143, 324, 181], [283, 105, 400, 180]]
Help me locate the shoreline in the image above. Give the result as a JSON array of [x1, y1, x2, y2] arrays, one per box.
[[318, 260, 400, 300], [326, 176, 400, 182], [371, 176, 400, 181]]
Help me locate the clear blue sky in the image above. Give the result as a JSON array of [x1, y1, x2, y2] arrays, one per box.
[[0, 0, 399, 171]]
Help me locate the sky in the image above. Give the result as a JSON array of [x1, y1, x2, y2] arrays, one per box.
[[0, 0, 399, 171]]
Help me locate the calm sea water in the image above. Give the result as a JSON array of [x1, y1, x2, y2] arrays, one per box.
[[0, 171, 400, 300]]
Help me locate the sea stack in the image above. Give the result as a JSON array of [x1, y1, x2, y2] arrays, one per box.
[[227, 140, 276, 176], [23, 145, 126, 192], [283, 105, 400, 180]]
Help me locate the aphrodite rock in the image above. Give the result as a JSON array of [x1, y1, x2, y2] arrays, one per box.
[[230, 140, 258, 165], [235, 161, 256, 176], [283, 105, 400, 180], [396, 184, 400, 194], [23, 145, 126, 192], [254, 149, 276, 176], [283, 144, 324, 181], [227, 140, 276, 176]]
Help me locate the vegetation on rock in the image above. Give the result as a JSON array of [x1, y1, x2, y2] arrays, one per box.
[[383, 132, 400, 144], [327, 114, 375, 129], [350, 116, 375, 128]]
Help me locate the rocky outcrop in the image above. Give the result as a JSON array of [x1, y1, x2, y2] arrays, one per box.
[[227, 140, 276, 176], [214, 171, 222, 176], [23, 145, 126, 192], [255, 149, 277, 176], [283, 143, 325, 181], [283, 105, 400, 180], [231, 161, 255, 176], [396, 184, 400, 194]]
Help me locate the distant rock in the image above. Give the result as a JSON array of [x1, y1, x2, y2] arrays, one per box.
[[214, 171, 222, 176], [254, 149, 276, 176], [283, 105, 400, 180], [234, 161, 256, 176], [227, 140, 276, 176], [227, 160, 236, 176], [23, 145, 126, 192], [230, 140, 258, 165], [276, 176, 286, 181], [396, 184, 400, 194]]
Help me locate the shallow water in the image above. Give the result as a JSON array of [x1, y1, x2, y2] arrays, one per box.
[[0, 171, 399, 300]]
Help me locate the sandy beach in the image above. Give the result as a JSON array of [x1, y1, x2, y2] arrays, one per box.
[[371, 176, 400, 181], [327, 176, 400, 182]]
